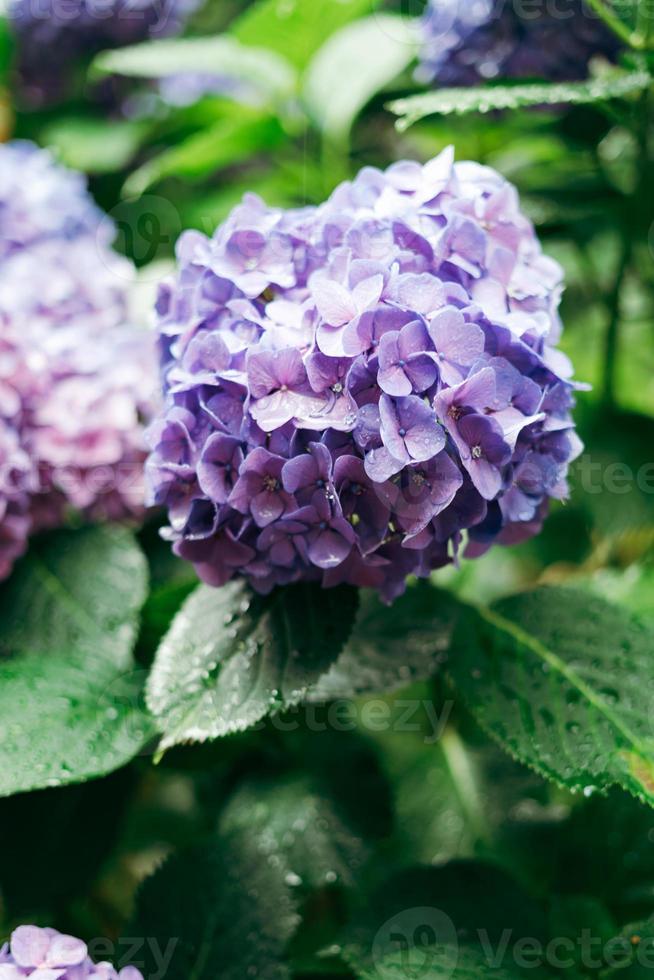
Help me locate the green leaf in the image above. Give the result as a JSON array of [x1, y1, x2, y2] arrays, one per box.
[[129, 832, 300, 980], [0, 527, 154, 796], [92, 36, 296, 102], [303, 15, 420, 141], [42, 116, 150, 173], [146, 581, 359, 752], [123, 111, 285, 195], [310, 582, 460, 701], [448, 587, 654, 807], [232, 0, 378, 70], [219, 774, 369, 893], [343, 862, 548, 979], [355, 944, 533, 979], [388, 70, 653, 130]]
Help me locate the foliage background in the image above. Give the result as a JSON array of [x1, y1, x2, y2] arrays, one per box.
[[1, 1, 653, 978]]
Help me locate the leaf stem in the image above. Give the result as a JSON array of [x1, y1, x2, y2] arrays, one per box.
[[584, 0, 646, 49], [601, 235, 631, 408]]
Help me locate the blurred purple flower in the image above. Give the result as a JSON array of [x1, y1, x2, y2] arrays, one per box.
[[0, 140, 158, 580], [0, 926, 143, 979], [418, 0, 621, 87]]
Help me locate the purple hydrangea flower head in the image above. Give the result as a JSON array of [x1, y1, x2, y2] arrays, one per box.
[[0, 142, 110, 260], [0, 925, 143, 979], [0, 140, 158, 579], [8, 0, 200, 105], [147, 148, 582, 602], [418, 0, 620, 86]]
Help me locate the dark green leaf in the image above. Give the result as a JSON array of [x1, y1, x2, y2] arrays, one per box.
[[355, 944, 534, 979], [343, 862, 548, 978], [310, 583, 460, 701], [448, 587, 654, 806], [146, 581, 359, 751], [219, 774, 369, 893], [0, 527, 154, 796], [389, 70, 652, 130], [129, 833, 300, 980]]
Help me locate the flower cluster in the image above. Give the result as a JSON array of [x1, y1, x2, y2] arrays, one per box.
[[0, 141, 156, 579], [418, 0, 620, 86], [0, 925, 143, 979], [148, 149, 582, 602], [0, 141, 109, 260], [8, 0, 199, 104]]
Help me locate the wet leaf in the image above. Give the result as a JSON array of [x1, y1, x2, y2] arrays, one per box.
[[448, 587, 654, 807], [0, 527, 154, 796], [146, 580, 359, 752], [389, 70, 652, 130]]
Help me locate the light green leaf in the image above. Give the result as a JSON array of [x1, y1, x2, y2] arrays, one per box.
[[123, 111, 285, 195], [0, 527, 154, 796], [448, 587, 654, 807], [146, 580, 359, 752], [43, 116, 150, 173], [389, 70, 653, 130], [232, 0, 378, 70], [303, 15, 420, 140], [92, 35, 296, 102], [129, 832, 300, 980]]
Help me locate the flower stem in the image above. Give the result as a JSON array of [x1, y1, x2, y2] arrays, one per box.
[[584, 0, 647, 49], [602, 236, 631, 407]]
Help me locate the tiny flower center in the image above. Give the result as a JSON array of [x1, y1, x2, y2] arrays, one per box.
[[471, 445, 483, 459], [318, 521, 328, 531], [263, 475, 280, 492], [397, 359, 406, 368], [331, 382, 344, 394], [411, 471, 427, 487], [448, 405, 462, 421], [398, 427, 407, 437], [316, 478, 326, 489], [350, 482, 363, 495]]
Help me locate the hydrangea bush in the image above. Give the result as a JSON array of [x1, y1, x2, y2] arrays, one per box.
[[418, 0, 620, 85], [0, 141, 156, 579], [0, 926, 143, 979], [147, 148, 582, 602]]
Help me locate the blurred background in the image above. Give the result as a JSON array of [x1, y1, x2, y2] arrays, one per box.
[[0, 0, 653, 970]]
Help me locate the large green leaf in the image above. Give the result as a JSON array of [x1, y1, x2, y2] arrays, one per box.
[[43, 116, 150, 173], [0, 527, 154, 796], [92, 36, 296, 101], [129, 832, 300, 980], [310, 582, 460, 701], [448, 587, 654, 807], [146, 581, 359, 752], [303, 15, 420, 140], [389, 70, 653, 130], [232, 0, 377, 70]]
